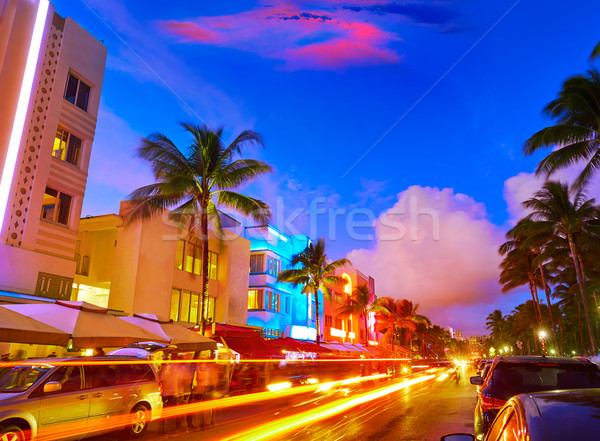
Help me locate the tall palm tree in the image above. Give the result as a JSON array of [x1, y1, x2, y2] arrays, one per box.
[[277, 238, 350, 345], [335, 284, 372, 346], [505, 219, 561, 355], [126, 123, 272, 333], [523, 68, 600, 189], [370, 297, 417, 354], [523, 181, 599, 352], [499, 238, 543, 328]]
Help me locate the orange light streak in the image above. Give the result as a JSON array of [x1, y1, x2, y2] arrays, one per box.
[[219, 374, 437, 441]]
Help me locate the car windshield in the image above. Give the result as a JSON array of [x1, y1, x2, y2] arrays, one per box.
[[0, 365, 52, 393], [492, 363, 600, 400]]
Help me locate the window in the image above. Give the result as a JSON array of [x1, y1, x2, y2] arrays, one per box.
[[334, 318, 343, 329], [248, 289, 264, 309], [44, 366, 82, 393], [41, 187, 72, 226], [170, 288, 213, 323], [309, 300, 316, 320], [170, 289, 180, 321], [174, 240, 217, 279], [53, 127, 82, 166], [347, 319, 352, 331], [266, 291, 280, 312], [284, 296, 290, 314], [335, 292, 342, 304], [265, 256, 282, 276], [64, 72, 91, 111], [325, 315, 333, 327], [250, 254, 264, 273]]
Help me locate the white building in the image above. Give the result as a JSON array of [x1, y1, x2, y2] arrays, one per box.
[[0, 0, 106, 301]]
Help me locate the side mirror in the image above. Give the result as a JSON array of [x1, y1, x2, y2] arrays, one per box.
[[470, 376, 483, 385], [43, 381, 62, 393], [441, 434, 475, 441]]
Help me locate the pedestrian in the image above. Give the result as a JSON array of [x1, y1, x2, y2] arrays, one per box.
[[161, 353, 187, 435], [93, 347, 105, 356]]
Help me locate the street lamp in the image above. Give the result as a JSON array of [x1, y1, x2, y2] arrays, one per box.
[[539, 330, 547, 355]]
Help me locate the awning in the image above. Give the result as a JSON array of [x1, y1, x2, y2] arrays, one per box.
[[268, 337, 331, 354], [211, 323, 262, 337], [354, 343, 380, 356], [220, 335, 283, 359], [320, 342, 351, 353]]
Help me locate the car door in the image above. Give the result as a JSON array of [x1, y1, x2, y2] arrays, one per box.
[[35, 365, 90, 439], [85, 364, 139, 433]]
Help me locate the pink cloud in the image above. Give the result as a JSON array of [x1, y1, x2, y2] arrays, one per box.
[[347, 186, 505, 335], [160, 3, 402, 70]]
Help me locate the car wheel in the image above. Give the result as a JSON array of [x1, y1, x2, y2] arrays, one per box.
[[0, 425, 26, 441], [126, 404, 150, 438]]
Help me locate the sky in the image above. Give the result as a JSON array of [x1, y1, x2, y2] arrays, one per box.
[[52, 0, 600, 336]]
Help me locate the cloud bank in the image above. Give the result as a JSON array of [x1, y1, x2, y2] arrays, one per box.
[[347, 185, 505, 334]]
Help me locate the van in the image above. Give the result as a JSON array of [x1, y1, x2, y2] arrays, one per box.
[[0, 356, 163, 440]]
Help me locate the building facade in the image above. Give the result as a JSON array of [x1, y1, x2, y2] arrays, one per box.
[[0, 0, 106, 300], [322, 269, 378, 346], [245, 225, 316, 340], [73, 203, 251, 327]]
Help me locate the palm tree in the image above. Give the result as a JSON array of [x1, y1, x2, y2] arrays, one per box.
[[370, 297, 417, 354], [126, 123, 272, 333], [395, 299, 430, 349], [485, 310, 506, 340], [523, 68, 600, 189], [335, 284, 372, 346], [277, 238, 350, 345], [505, 219, 561, 354], [591, 41, 600, 61], [498, 238, 543, 329], [523, 181, 599, 352]]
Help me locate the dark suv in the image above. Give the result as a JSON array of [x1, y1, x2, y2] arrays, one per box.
[[470, 355, 600, 439]]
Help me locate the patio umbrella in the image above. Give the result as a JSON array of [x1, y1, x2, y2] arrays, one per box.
[[2, 301, 169, 348], [0, 304, 70, 346], [119, 313, 217, 352]]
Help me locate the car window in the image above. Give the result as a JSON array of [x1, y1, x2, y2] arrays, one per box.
[[43, 366, 83, 394], [492, 363, 600, 400], [84, 363, 155, 388], [0, 365, 51, 393]]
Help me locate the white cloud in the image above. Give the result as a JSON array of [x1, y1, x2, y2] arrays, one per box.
[[503, 165, 600, 224], [347, 186, 506, 333]]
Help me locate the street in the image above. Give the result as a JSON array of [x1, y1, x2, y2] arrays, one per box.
[[106, 365, 477, 441]]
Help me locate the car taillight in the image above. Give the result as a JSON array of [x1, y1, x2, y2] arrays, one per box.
[[158, 381, 163, 395]]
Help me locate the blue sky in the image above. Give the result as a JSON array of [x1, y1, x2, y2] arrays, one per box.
[[53, 0, 600, 335]]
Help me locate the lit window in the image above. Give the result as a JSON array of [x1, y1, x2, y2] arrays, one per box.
[[53, 127, 82, 166], [174, 240, 184, 270], [248, 289, 264, 309], [64, 73, 91, 112], [40, 187, 71, 226], [209, 251, 218, 280], [335, 292, 342, 304], [170, 289, 180, 321], [342, 273, 352, 294], [180, 291, 190, 322], [325, 315, 333, 327]]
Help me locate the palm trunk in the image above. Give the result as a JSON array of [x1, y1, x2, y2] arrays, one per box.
[[314, 288, 321, 345], [528, 278, 543, 328], [200, 204, 209, 335], [390, 322, 395, 354], [578, 300, 585, 355], [578, 254, 599, 347], [567, 235, 596, 353], [538, 264, 560, 355], [363, 312, 369, 347]]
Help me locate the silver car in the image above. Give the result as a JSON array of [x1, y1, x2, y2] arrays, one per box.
[[0, 357, 163, 441]]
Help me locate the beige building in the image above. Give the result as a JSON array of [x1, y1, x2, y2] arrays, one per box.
[[0, 0, 106, 300], [73, 203, 252, 327]]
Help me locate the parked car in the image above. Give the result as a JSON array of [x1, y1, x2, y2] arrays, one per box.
[[0, 356, 163, 440], [470, 356, 600, 439], [441, 388, 600, 441]]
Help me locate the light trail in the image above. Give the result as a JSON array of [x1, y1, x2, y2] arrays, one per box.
[[217, 374, 438, 441]]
